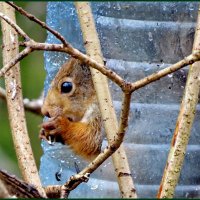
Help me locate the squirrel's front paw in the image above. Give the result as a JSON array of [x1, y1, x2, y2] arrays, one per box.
[[39, 116, 69, 144]]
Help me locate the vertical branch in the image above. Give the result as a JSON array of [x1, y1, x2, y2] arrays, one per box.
[[0, 3, 46, 197], [60, 93, 133, 198], [157, 5, 200, 198], [75, 2, 137, 198]]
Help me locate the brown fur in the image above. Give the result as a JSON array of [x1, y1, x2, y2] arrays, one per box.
[[41, 58, 102, 160]]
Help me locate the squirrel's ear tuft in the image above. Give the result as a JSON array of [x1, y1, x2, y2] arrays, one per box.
[[53, 58, 77, 84]]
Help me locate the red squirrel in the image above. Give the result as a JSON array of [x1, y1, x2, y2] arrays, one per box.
[[40, 58, 102, 161]]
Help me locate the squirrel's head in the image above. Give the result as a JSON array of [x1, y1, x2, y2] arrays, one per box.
[[42, 58, 97, 122]]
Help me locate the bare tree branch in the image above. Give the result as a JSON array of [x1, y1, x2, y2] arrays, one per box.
[[22, 41, 126, 89], [6, 1, 70, 47], [60, 92, 132, 198], [157, 5, 200, 198], [0, 47, 32, 77], [0, 11, 30, 40], [2, 3, 200, 94], [23, 97, 42, 115], [0, 169, 45, 198], [0, 87, 42, 115], [75, 2, 137, 198], [20, 42, 200, 93], [131, 52, 200, 92], [0, 2, 46, 197]]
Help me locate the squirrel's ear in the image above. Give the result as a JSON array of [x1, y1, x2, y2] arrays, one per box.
[[53, 58, 76, 84]]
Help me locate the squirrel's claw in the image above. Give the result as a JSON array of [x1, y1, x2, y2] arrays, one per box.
[[39, 128, 47, 140], [39, 128, 56, 145], [39, 116, 69, 145], [41, 117, 57, 130], [47, 135, 56, 145]]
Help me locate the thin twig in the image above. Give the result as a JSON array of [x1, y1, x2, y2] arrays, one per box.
[[0, 87, 42, 115], [0, 8, 125, 89], [60, 173, 90, 198], [6, 1, 70, 46], [75, 2, 137, 198], [21, 42, 200, 93], [0, 47, 32, 77], [0, 3, 46, 197], [23, 97, 42, 115], [131, 51, 200, 92], [2, 8, 200, 93], [157, 5, 200, 198], [0, 11, 30, 40], [22, 41, 126, 89]]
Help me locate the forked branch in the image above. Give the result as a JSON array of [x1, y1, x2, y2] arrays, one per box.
[[0, 47, 32, 77], [60, 93, 132, 198], [0, 12, 29, 40], [1, 6, 200, 92], [7, 1, 71, 47]]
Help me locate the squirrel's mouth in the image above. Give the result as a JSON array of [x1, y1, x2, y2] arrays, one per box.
[[43, 107, 82, 122], [43, 111, 51, 118]]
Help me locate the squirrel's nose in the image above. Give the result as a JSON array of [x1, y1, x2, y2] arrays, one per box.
[[41, 106, 50, 118], [42, 110, 50, 118], [44, 111, 50, 118]]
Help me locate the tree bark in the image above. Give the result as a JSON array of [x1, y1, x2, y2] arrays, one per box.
[[157, 4, 200, 198], [0, 2, 46, 197], [75, 2, 137, 198]]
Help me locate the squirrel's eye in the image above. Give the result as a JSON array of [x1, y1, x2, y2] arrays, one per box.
[[61, 82, 73, 93]]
